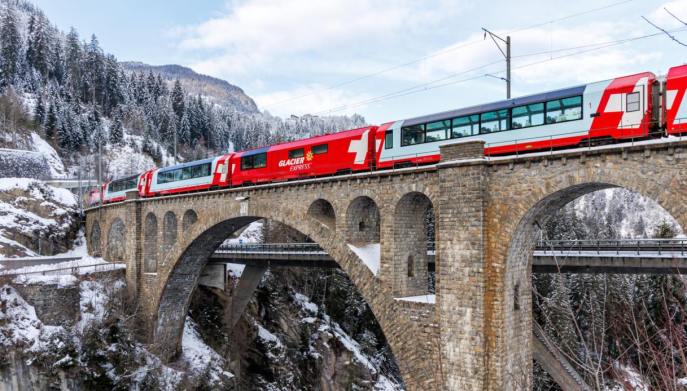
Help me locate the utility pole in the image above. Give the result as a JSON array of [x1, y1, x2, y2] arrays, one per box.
[[482, 28, 511, 99]]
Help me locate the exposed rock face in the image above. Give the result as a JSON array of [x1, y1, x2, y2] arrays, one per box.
[[0, 179, 79, 257], [189, 267, 404, 390]]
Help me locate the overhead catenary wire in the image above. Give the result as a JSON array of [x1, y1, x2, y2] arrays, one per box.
[[261, 0, 637, 110], [311, 27, 687, 116]]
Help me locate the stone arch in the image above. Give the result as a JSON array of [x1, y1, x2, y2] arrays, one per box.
[[182, 209, 197, 232], [143, 213, 158, 273], [307, 198, 336, 230], [90, 221, 101, 256], [393, 192, 434, 297], [345, 196, 380, 244], [150, 214, 411, 380], [163, 211, 178, 253], [106, 218, 126, 262], [500, 181, 685, 389]]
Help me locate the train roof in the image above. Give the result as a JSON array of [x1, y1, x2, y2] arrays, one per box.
[[158, 156, 216, 173], [401, 85, 586, 127], [236, 125, 376, 156]]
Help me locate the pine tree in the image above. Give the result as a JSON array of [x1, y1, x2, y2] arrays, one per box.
[[65, 27, 82, 97], [109, 110, 124, 145], [26, 12, 50, 78], [171, 79, 185, 120], [45, 104, 57, 141], [0, 6, 21, 88], [34, 95, 46, 126]]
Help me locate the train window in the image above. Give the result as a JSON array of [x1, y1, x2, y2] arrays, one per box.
[[241, 155, 253, 170], [480, 109, 509, 134], [426, 120, 450, 142], [385, 130, 393, 149], [312, 144, 328, 154], [626, 92, 640, 112], [511, 103, 544, 129], [253, 153, 267, 168], [546, 95, 582, 124], [109, 176, 138, 193], [451, 114, 479, 138], [288, 148, 304, 159], [401, 124, 425, 146]]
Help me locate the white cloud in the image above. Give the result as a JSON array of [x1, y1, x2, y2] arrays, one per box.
[[254, 84, 372, 117], [176, 0, 464, 74], [649, 0, 687, 28]]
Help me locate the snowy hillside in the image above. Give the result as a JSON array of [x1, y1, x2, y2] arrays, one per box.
[[0, 177, 78, 257]]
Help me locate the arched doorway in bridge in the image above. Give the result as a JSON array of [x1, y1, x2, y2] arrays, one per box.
[[393, 192, 434, 297], [500, 184, 685, 390], [345, 196, 380, 245], [106, 218, 126, 262], [151, 215, 404, 387]]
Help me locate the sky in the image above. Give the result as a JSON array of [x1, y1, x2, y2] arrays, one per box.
[[32, 0, 687, 124]]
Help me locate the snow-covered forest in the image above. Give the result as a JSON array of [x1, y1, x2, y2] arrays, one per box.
[[0, 0, 365, 179]]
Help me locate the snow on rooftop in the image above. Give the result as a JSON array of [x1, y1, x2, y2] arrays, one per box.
[[394, 294, 436, 304], [347, 243, 381, 276]]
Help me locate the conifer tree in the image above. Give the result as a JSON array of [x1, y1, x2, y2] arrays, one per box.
[[45, 104, 57, 141], [0, 6, 21, 88]]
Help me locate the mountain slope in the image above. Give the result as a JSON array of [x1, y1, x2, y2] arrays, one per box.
[[120, 62, 258, 113]]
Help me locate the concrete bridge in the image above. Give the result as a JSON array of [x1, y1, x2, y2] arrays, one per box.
[[84, 138, 687, 390]]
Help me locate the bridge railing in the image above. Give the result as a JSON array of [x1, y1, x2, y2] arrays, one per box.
[[216, 243, 328, 254], [0, 262, 124, 278], [216, 241, 437, 254], [536, 238, 687, 255]]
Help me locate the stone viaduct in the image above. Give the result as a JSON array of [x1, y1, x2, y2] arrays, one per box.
[[85, 138, 687, 390]]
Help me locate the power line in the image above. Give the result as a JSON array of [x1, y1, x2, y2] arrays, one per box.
[[312, 27, 687, 116], [261, 0, 636, 110]]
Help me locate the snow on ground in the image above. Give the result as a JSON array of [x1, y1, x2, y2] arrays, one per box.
[[394, 294, 436, 304], [347, 243, 381, 275], [606, 363, 649, 391], [182, 316, 234, 383], [30, 133, 65, 178], [294, 292, 318, 314], [0, 178, 77, 258], [224, 221, 263, 278]]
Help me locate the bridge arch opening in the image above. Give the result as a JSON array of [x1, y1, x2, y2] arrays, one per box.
[[163, 211, 178, 253], [152, 215, 403, 385], [106, 218, 126, 262], [346, 196, 380, 245], [182, 209, 197, 232], [393, 192, 434, 297], [307, 198, 336, 230], [143, 213, 158, 273], [90, 221, 101, 256], [503, 183, 685, 390]]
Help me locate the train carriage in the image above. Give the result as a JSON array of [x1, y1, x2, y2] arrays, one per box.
[[142, 154, 232, 197], [102, 174, 140, 204], [375, 71, 656, 167], [665, 64, 687, 135], [230, 126, 376, 186]]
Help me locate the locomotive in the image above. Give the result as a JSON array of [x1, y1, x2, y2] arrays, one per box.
[[94, 63, 687, 205]]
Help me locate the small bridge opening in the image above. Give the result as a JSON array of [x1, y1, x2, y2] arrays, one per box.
[[505, 184, 686, 390], [393, 192, 435, 297], [346, 196, 380, 245]]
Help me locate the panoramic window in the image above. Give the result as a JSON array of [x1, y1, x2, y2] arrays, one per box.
[[451, 114, 479, 138], [288, 148, 304, 159], [511, 103, 545, 129], [626, 92, 640, 112], [480, 109, 509, 133], [546, 95, 582, 124], [385, 130, 393, 149], [157, 163, 211, 184], [401, 124, 425, 146], [425, 120, 450, 142], [109, 176, 138, 193], [312, 144, 328, 154], [241, 153, 266, 170]]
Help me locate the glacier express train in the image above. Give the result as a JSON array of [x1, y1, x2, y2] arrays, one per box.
[[93, 64, 687, 205]]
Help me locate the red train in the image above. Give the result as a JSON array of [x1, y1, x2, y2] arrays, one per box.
[[92, 64, 687, 205]]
